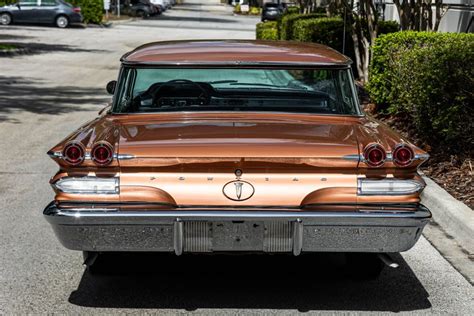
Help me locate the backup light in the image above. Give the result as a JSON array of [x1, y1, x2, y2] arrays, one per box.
[[358, 178, 423, 195], [53, 177, 119, 194]]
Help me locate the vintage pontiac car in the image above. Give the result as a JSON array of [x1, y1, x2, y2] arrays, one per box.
[[44, 40, 431, 276]]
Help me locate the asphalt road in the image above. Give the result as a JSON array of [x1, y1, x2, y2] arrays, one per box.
[[1, 2, 473, 314]]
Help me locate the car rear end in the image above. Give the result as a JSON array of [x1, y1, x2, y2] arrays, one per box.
[[43, 42, 431, 258], [44, 118, 430, 255], [262, 3, 281, 21], [60, 0, 82, 24]]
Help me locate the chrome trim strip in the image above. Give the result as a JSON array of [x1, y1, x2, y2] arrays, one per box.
[[122, 155, 362, 161], [116, 154, 135, 160], [349, 152, 429, 164], [47, 151, 63, 158], [120, 61, 352, 67], [48, 151, 136, 161], [414, 153, 430, 161], [342, 154, 362, 161], [44, 207, 431, 224]]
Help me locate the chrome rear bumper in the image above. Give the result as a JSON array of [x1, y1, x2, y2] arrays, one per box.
[[43, 203, 431, 254]]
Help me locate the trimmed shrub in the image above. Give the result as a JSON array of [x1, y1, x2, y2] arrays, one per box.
[[292, 17, 352, 54], [249, 7, 261, 15], [378, 20, 400, 35], [256, 21, 278, 40], [368, 31, 474, 152], [259, 27, 279, 40], [0, 0, 16, 6], [285, 6, 300, 14], [279, 13, 326, 40], [68, 0, 104, 24], [233, 4, 241, 14], [369, 31, 449, 107]]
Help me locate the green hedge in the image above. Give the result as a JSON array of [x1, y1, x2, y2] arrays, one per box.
[[285, 6, 300, 14], [278, 13, 326, 41], [256, 21, 278, 40], [0, 0, 16, 6], [68, 0, 103, 24], [292, 17, 352, 55], [378, 20, 400, 35], [368, 31, 474, 152]]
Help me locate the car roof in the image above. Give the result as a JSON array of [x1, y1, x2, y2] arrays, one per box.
[[120, 40, 351, 67]]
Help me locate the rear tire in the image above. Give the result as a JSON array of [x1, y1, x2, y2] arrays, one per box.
[[55, 15, 69, 28], [0, 13, 12, 25]]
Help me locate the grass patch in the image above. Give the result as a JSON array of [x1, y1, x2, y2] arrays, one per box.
[[0, 43, 17, 50]]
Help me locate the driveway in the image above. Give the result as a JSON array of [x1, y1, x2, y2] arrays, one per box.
[[0, 2, 473, 314]]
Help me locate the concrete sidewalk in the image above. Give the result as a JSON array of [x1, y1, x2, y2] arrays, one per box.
[[421, 176, 474, 283]]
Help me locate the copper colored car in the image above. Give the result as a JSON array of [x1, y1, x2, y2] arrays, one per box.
[[44, 40, 431, 276]]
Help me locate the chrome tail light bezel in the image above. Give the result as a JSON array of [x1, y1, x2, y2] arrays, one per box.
[[91, 141, 114, 166], [392, 144, 415, 167], [62, 142, 86, 166], [363, 143, 387, 167]]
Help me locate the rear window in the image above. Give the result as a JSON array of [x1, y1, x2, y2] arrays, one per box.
[[113, 67, 361, 116], [41, 0, 57, 6], [19, 0, 38, 6]]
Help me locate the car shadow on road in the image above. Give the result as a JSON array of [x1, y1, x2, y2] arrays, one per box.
[[0, 33, 33, 40], [68, 252, 431, 312], [0, 76, 108, 123]]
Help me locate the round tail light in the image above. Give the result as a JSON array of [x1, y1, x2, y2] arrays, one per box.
[[91, 142, 114, 166], [363, 144, 386, 167], [392, 144, 414, 167], [63, 142, 85, 165]]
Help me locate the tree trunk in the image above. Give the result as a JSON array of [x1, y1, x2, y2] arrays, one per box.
[[434, 0, 449, 31]]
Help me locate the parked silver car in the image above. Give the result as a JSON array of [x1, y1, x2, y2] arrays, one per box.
[[0, 0, 82, 28]]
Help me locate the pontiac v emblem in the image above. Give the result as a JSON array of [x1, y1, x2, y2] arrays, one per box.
[[234, 181, 243, 200], [223, 180, 254, 201]]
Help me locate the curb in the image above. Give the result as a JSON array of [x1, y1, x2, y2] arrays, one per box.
[[421, 176, 474, 255], [104, 18, 135, 26]]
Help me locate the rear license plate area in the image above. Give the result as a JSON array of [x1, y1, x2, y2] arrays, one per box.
[[212, 221, 265, 251], [183, 221, 293, 253]]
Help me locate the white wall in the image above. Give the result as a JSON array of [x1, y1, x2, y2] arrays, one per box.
[[381, 0, 474, 33]]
